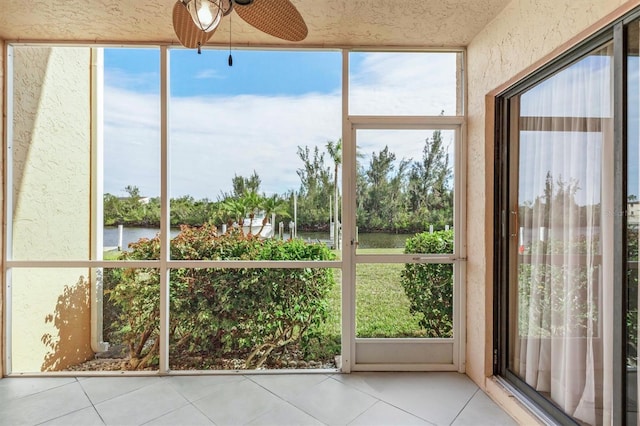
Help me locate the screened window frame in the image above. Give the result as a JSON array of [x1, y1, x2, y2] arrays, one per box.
[[3, 43, 466, 375]]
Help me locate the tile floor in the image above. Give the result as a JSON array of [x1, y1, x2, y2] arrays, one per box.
[[0, 372, 517, 425]]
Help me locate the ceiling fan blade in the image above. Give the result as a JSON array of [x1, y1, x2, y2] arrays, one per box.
[[172, 1, 216, 49], [234, 0, 308, 42]]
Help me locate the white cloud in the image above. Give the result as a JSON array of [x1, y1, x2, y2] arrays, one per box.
[[170, 92, 341, 198], [104, 89, 341, 199], [195, 69, 224, 80], [103, 51, 459, 200], [103, 87, 161, 197], [349, 52, 458, 116], [104, 67, 159, 93]]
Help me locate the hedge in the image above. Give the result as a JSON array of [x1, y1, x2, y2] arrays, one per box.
[[107, 224, 335, 369], [400, 230, 454, 338]]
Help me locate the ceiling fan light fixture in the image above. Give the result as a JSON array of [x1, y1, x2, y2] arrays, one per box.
[[186, 0, 223, 32], [173, 0, 308, 52]]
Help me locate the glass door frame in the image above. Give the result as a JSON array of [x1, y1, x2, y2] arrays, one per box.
[[342, 115, 466, 372], [493, 17, 633, 423]]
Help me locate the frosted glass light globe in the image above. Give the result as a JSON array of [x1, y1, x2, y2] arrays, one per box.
[[187, 0, 223, 32]]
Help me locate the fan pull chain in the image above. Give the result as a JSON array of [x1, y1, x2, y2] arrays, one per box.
[[228, 13, 233, 66], [197, 41, 202, 55]]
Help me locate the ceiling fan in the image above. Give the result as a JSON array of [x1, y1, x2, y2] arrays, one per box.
[[172, 0, 308, 53]]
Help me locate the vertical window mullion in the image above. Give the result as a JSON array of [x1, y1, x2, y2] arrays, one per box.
[[494, 96, 509, 376], [159, 46, 170, 374], [613, 21, 627, 425], [455, 123, 466, 373], [4, 46, 14, 374], [340, 49, 354, 373]]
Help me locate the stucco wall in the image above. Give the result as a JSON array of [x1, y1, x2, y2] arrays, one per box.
[[465, 0, 635, 389], [10, 47, 92, 372]]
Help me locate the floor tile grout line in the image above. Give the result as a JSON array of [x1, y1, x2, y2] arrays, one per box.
[[243, 373, 336, 424], [89, 377, 198, 426], [71, 375, 192, 426], [347, 398, 438, 426], [162, 374, 261, 422], [448, 387, 480, 425], [79, 375, 165, 406], [310, 376, 381, 426], [343, 398, 381, 426], [162, 373, 310, 425], [146, 376, 219, 425], [0, 374, 513, 426], [135, 374, 248, 426], [26, 379, 104, 426], [344, 400, 386, 426], [243, 373, 405, 425], [326, 374, 465, 425], [343, 392, 438, 426], [75, 377, 109, 426], [0, 377, 80, 404], [138, 400, 213, 426], [260, 374, 391, 426], [32, 405, 107, 426], [159, 375, 240, 425]]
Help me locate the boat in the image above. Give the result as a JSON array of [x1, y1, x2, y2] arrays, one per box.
[[241, 214, 274, 238]]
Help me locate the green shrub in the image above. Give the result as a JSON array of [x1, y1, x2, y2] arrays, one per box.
[[107, 224, 336, 369], [400, 230, 454, 337], [101, 267, 124, 344], [516, 235, 601, 347]]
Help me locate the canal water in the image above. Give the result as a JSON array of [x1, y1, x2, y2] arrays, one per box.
[[104, 227, 410, 250]]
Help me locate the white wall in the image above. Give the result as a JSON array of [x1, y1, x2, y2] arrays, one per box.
[[465, 0, 634, 390], [10, 47, 92, 372]]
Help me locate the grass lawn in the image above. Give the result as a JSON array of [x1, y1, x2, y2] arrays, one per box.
[[311, 248, 426, 358], [354, 262, 425, 337], [103, 250, 122, 260]]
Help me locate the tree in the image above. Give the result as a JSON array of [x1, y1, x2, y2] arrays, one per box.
[[104, 193, 123, 226], [527, 172, 583, 228], [258, 194, 290, 236], [120, 185, 145, 224], [231, 171, 261, 198], [104, 190, 160, 227], [360, 146, 407, 231], [296, 145, 332, 229], [407, 130, 453, 230], [241, 190, 264, 236], [171, 195, 196, 226], [219, 198, 249, 229], [124, 185, 141, 199]]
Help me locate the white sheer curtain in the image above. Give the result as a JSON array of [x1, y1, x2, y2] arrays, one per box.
[[512, 43, 614, 425]]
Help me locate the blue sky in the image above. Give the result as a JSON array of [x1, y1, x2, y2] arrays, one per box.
[[105, 49, 342, 96], [102, 49, 458, 199]]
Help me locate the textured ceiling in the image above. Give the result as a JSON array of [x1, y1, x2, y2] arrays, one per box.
[[0, 0, 510, 48]]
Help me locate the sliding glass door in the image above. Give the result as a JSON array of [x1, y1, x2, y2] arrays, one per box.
[[497, 38, 616, 424]]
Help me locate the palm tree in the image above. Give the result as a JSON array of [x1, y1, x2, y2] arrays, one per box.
[[258, 194, 290, 237], [219, 198, 248, 233], [240, 191, 264, 236], [326, 139, 342, 248]]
